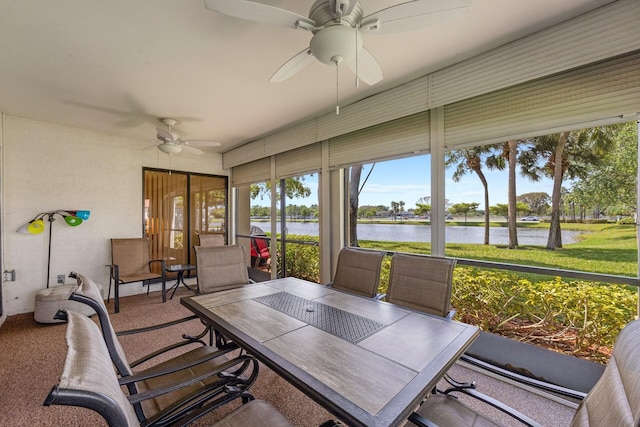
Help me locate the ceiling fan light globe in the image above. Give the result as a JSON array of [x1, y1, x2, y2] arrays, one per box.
[[158, 143, 183, 154], [310, 25, 363, 65]]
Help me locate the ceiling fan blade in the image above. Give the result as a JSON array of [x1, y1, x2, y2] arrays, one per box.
[[270, 48, 315, 83], [184, 140, 221, 147], [362, 0, 471, 34], [157, 127, 177, 142], [204, 0, 315, 29], [347, 48, 383, 86], [180, 145, 204, 155]]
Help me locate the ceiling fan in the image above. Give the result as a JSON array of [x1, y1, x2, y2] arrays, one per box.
[[204, 0, 472, 87], [147, 118, 221, 155]]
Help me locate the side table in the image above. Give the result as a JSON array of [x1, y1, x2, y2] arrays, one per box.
[[164, 264, 197, 301]]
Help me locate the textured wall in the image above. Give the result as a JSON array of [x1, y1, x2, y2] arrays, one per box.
[[1, 115, 225, 316]]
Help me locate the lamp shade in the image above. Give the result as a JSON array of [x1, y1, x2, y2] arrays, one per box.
[[66, 210, 90, 220], [17, 219, 46, 234], [63, 215, 83, 226]]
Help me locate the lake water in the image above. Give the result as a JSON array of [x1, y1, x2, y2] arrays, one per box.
[[251, 222, 581, 245]]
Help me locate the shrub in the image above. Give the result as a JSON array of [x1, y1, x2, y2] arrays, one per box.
[[452, 267, 637, 362]]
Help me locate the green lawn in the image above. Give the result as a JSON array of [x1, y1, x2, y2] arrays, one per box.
[[361, 223, 638, 278]]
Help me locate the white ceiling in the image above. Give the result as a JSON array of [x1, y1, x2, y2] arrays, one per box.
[[0, 0, 616, 153]]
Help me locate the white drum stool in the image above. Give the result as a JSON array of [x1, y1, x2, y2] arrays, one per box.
[[34, 283, 101, 324]]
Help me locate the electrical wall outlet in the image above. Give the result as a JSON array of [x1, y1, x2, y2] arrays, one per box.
[[57, 274, 65, 284], [3, 270, 16, 281]]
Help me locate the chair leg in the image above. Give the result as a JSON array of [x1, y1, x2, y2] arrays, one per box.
[[114, 282, 120, 313]]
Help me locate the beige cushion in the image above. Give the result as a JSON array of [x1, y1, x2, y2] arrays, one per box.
[[195, 244, 250, 293], [75, 273, 237, 419], [212, 399, 293, 427], [331, 247, 385, 298], [198, 233, 224, 246], [387, 253, 456, 317], [75, 274, 132, 376], [61, 310, 140, 426], [34, 283, 99, 323], [570, 319, 640, 427]]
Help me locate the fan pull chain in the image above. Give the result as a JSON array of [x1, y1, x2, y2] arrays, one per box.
[[355, 27, 359, 88], [336, 61, 340, 115]]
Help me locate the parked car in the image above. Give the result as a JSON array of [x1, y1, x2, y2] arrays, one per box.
[[445, 214, 454, 220], [521, 216, 539, 221]]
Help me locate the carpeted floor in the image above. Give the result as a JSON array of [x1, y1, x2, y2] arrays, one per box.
[[0, 284, 576, 426]]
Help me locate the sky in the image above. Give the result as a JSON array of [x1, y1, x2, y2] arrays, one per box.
[[271, 155, 555, 210]]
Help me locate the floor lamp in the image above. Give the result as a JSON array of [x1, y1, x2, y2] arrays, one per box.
[[17, 210, 91, 288]]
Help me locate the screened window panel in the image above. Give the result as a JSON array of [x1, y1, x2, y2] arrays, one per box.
[[329, 111, 430, 169], [275, 143, 322, 179], [444, 52, 640, 148], [231, 157, 271, 186]]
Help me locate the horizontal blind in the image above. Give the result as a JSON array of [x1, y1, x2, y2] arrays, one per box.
[[317, 76, 430, 141], [431, 0, 640, 107], [329, 111, 430, 168], [231, 157, 270, 186], [444, 52, 640, 148], [223, 138, 265, 170], [275, 143, 322, 178]]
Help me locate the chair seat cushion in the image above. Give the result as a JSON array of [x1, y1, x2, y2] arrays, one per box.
[[34, 284, 101, 323], [415, 394, 503, 427], [137, 346, 235, 417]]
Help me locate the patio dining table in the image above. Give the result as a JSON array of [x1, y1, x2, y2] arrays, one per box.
[[181, 277, 479, 427]]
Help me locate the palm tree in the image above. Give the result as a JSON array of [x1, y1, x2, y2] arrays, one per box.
[[446, 145, 504, 244], [349, 165, 363, 246], [518, 126, 618, 249], [501, 140, 520, 249]]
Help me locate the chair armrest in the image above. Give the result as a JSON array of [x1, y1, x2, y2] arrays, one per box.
[[148, 258, 166, 272], [119, 342, 241, 386], [408, 412, 441, 427], [455, 388, 544, 427], [459, 354, 587, 400], [445, 308, 456, 320], [116, 315, 199, 336], [125, 354, 259, 426]]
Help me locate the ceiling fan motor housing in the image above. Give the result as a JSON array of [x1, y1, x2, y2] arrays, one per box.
[[309, 0, 364, 65], [310, 25, 363, 65]]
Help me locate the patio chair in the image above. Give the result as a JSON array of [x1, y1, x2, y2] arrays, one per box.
[[387, 253, 457, 319], [409, 318, 640, 427], [328, 246, 385, 298], [44, 310, 289, 427], [63, 274, 258, 424], [195, 244, 255, 347], [107, 237, 166, 313], [195, 244, 253, 294], [198, 233, 225, 247]]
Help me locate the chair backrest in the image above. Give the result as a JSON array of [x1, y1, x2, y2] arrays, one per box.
[[251, 236, 270, 259], [570, 319, 640, 427], [111, 238, 152, 276], [71, 274, 133, 377], [195, 244, 250, 293], [198, 233, 224, 247], [45, 310, 140, 427], [387, 253, 456, 318], [331, 247, 385, 298]]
